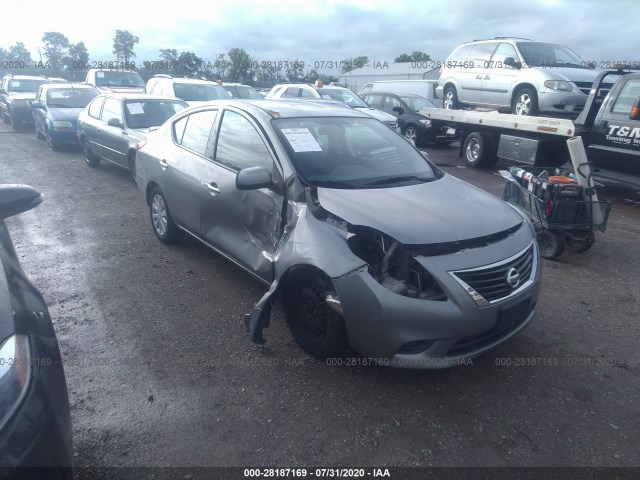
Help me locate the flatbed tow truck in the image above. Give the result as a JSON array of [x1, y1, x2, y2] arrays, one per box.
[[420, 67, 640, 187]]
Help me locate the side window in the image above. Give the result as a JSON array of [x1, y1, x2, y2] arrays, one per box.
[[447, 44, 473, 63], [36, 86, 45, 103], [491, 43, 519, 67], [367, 94, 383, 108], [300, 88, 315, 98], [173, 116, 188, 144], [384, 96, 402, 110], [215, 110, 273, 171], [611, 79, 640, 114], [467, 43, 498, 65], [177, 110, 218, 156], [101, 98, 123, 124], [88, 97, 105, 119]]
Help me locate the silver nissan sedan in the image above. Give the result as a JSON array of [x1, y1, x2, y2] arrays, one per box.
[[135, 99, 541, 369]]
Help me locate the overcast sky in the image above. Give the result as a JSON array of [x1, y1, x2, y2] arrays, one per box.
[[2, 0, 639, 71]]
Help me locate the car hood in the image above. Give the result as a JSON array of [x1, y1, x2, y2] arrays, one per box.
[[48, 108, 85, 122], [316, 175, 522, 244], [127, 128, 156, 140], [537, 67, 600, 83], [8, 92, 37, 101], [353, 107, 397, 122]]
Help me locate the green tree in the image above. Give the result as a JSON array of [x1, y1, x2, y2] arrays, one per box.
[[304, 69, 338, 84], [340, 56, 369, 74], [64, 41, 89, 68], [227, 48, 253, 82], [394, 51, 431, 63], [176, 52, 203, 77], [42, 32, 70, 70], [113, 30, 139, 64], [286, 61, 305, 82], [212, 53, 231, 80], [7, 42, 32, 64]]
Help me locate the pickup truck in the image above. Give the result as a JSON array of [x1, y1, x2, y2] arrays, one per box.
[[420, 68, 640, 186]]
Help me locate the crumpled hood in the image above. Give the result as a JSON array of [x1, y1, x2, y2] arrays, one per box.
[[316, 175, 522, 244]]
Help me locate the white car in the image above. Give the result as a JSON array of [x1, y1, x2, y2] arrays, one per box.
[[267, 82, 400, 131]]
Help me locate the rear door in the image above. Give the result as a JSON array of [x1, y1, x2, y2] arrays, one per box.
[[480, 42, 520, 108], [458, 42, 497, 105], [199, 108, 284, 283]]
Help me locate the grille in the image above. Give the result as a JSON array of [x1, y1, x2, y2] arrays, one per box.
[[573, 82, 613, 97], [451, 243, 535, 304], [396, 340, 436, 355]]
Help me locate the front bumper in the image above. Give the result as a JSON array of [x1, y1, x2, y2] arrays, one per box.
[[332, 233, 541, 369], [49, 129, 80, 146], [538, 90, 588, 114]]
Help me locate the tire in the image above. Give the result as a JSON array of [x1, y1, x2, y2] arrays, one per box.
[[463, 132, 497, 168], [82, 138, 101, 167], [45, 129, 58, 151], [128, 153, 137, 181], [565, 231, 595, 254], [2, 110, 8, 124], [9, 113, 19, 131], [538, 229, 565, 259], [512, 88, 539, 116], [36, 126, 45, 140], [283, 269, 349, 359], [403, 125, 419, 146], [443, 85, 460, 110], [149, 186, 181, 244]]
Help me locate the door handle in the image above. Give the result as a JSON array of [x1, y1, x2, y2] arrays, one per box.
[[476, 75, 482, 80], [159, 159, 168, 170], [207, 182, 221, 194], [483, 75, 490, 80]]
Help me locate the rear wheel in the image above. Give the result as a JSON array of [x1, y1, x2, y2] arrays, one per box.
[[443, 85, 460, 110], [284, 269, 349, 358], [149, 186, 182, 244], [9, 113, 19, 131], [1, 111, 8, 124], [128, 153, 137, 181], [82, 139, 100, 167], [463, 132, 497, 168]]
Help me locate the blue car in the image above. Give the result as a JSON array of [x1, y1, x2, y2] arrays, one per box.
[[30, 83, 99, 150]]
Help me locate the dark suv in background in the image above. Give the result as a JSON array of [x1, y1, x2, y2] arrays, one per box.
[[0, 74, 50, 130]]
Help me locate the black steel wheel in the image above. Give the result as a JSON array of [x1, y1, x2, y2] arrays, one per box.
[[538, 229, 566, 259], [284, 269, 349, 358], [565, 231, 595, 253]]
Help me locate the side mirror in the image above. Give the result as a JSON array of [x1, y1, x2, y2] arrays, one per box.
[[30, 101, 44, 109], [107, 118, 123, 128], [236, 167, 273, 190], [630, 97, 640, 120], [0, 185, 43, 219], [503, 57, 521, 69], [392, 106, 404, 114]]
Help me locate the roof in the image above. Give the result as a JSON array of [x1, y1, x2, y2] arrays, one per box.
[[3, 74, 49, 81], [192, 98, 370, 119], [39, 83, 97, 91], [98, 93, 187, 102]]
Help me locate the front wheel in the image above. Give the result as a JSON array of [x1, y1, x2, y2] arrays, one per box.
[[45, 129, 58, 151], [284, 269, 349, 359], [512, 88, 539, 116], [9, 113, 19, 131], [36, 126, 45, 139], [82, 139, 100, 167], [538, 229, 565, 259], [463, 132, 497, 168], [403, 125, 419, 146], [149, 187, 182, 244]]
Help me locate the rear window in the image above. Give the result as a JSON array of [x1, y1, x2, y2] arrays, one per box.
[[611, 79, 640, 114], [8, 79, 47, 92], [173, 84, 228, 101], [46, 89, 99, 108]]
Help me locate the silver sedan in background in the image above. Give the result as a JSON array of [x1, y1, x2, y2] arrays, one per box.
[[135, 99, 541, 368]]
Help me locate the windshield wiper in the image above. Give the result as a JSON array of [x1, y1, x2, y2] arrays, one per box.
[[363, 175, 433, 187], [309, 180, 359, 189]]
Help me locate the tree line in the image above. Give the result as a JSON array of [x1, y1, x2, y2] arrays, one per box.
[[0, 30, 431, 85]]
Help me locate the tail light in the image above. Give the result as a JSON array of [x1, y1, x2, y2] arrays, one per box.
[[136, 141, 146, 150], [630, 97, 640, 120]]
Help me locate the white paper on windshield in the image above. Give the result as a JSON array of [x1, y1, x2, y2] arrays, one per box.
[[96, 72, 105, 78], [126, 103, 145, 115], [281, 128, 323, 152], [12, 81, 20, 87], [320, 94, 332, 99]]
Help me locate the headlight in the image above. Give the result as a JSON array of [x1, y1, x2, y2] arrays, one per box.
[[0, 334, 31, 432], [419, 119, 432, 126], [53, 121, 74, 131], [544, 80, 573, 92]]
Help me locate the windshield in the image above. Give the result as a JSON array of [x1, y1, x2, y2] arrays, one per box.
[[95, 71, 145, 88], [318, 88, 370, 108], [398, 95, 437, 112], [124, 100, 187, 129], [273, 117, 436, 189], [174, 84, 228, 101], [8, 79, 47, 93], [516, 42, 584, 67], [46, 88, 99, 108]]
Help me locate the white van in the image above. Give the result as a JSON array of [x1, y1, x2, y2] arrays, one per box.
[[359, 80, 441, 107]]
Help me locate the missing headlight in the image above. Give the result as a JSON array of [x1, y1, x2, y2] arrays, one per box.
[[347, 226, 446, 301]]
